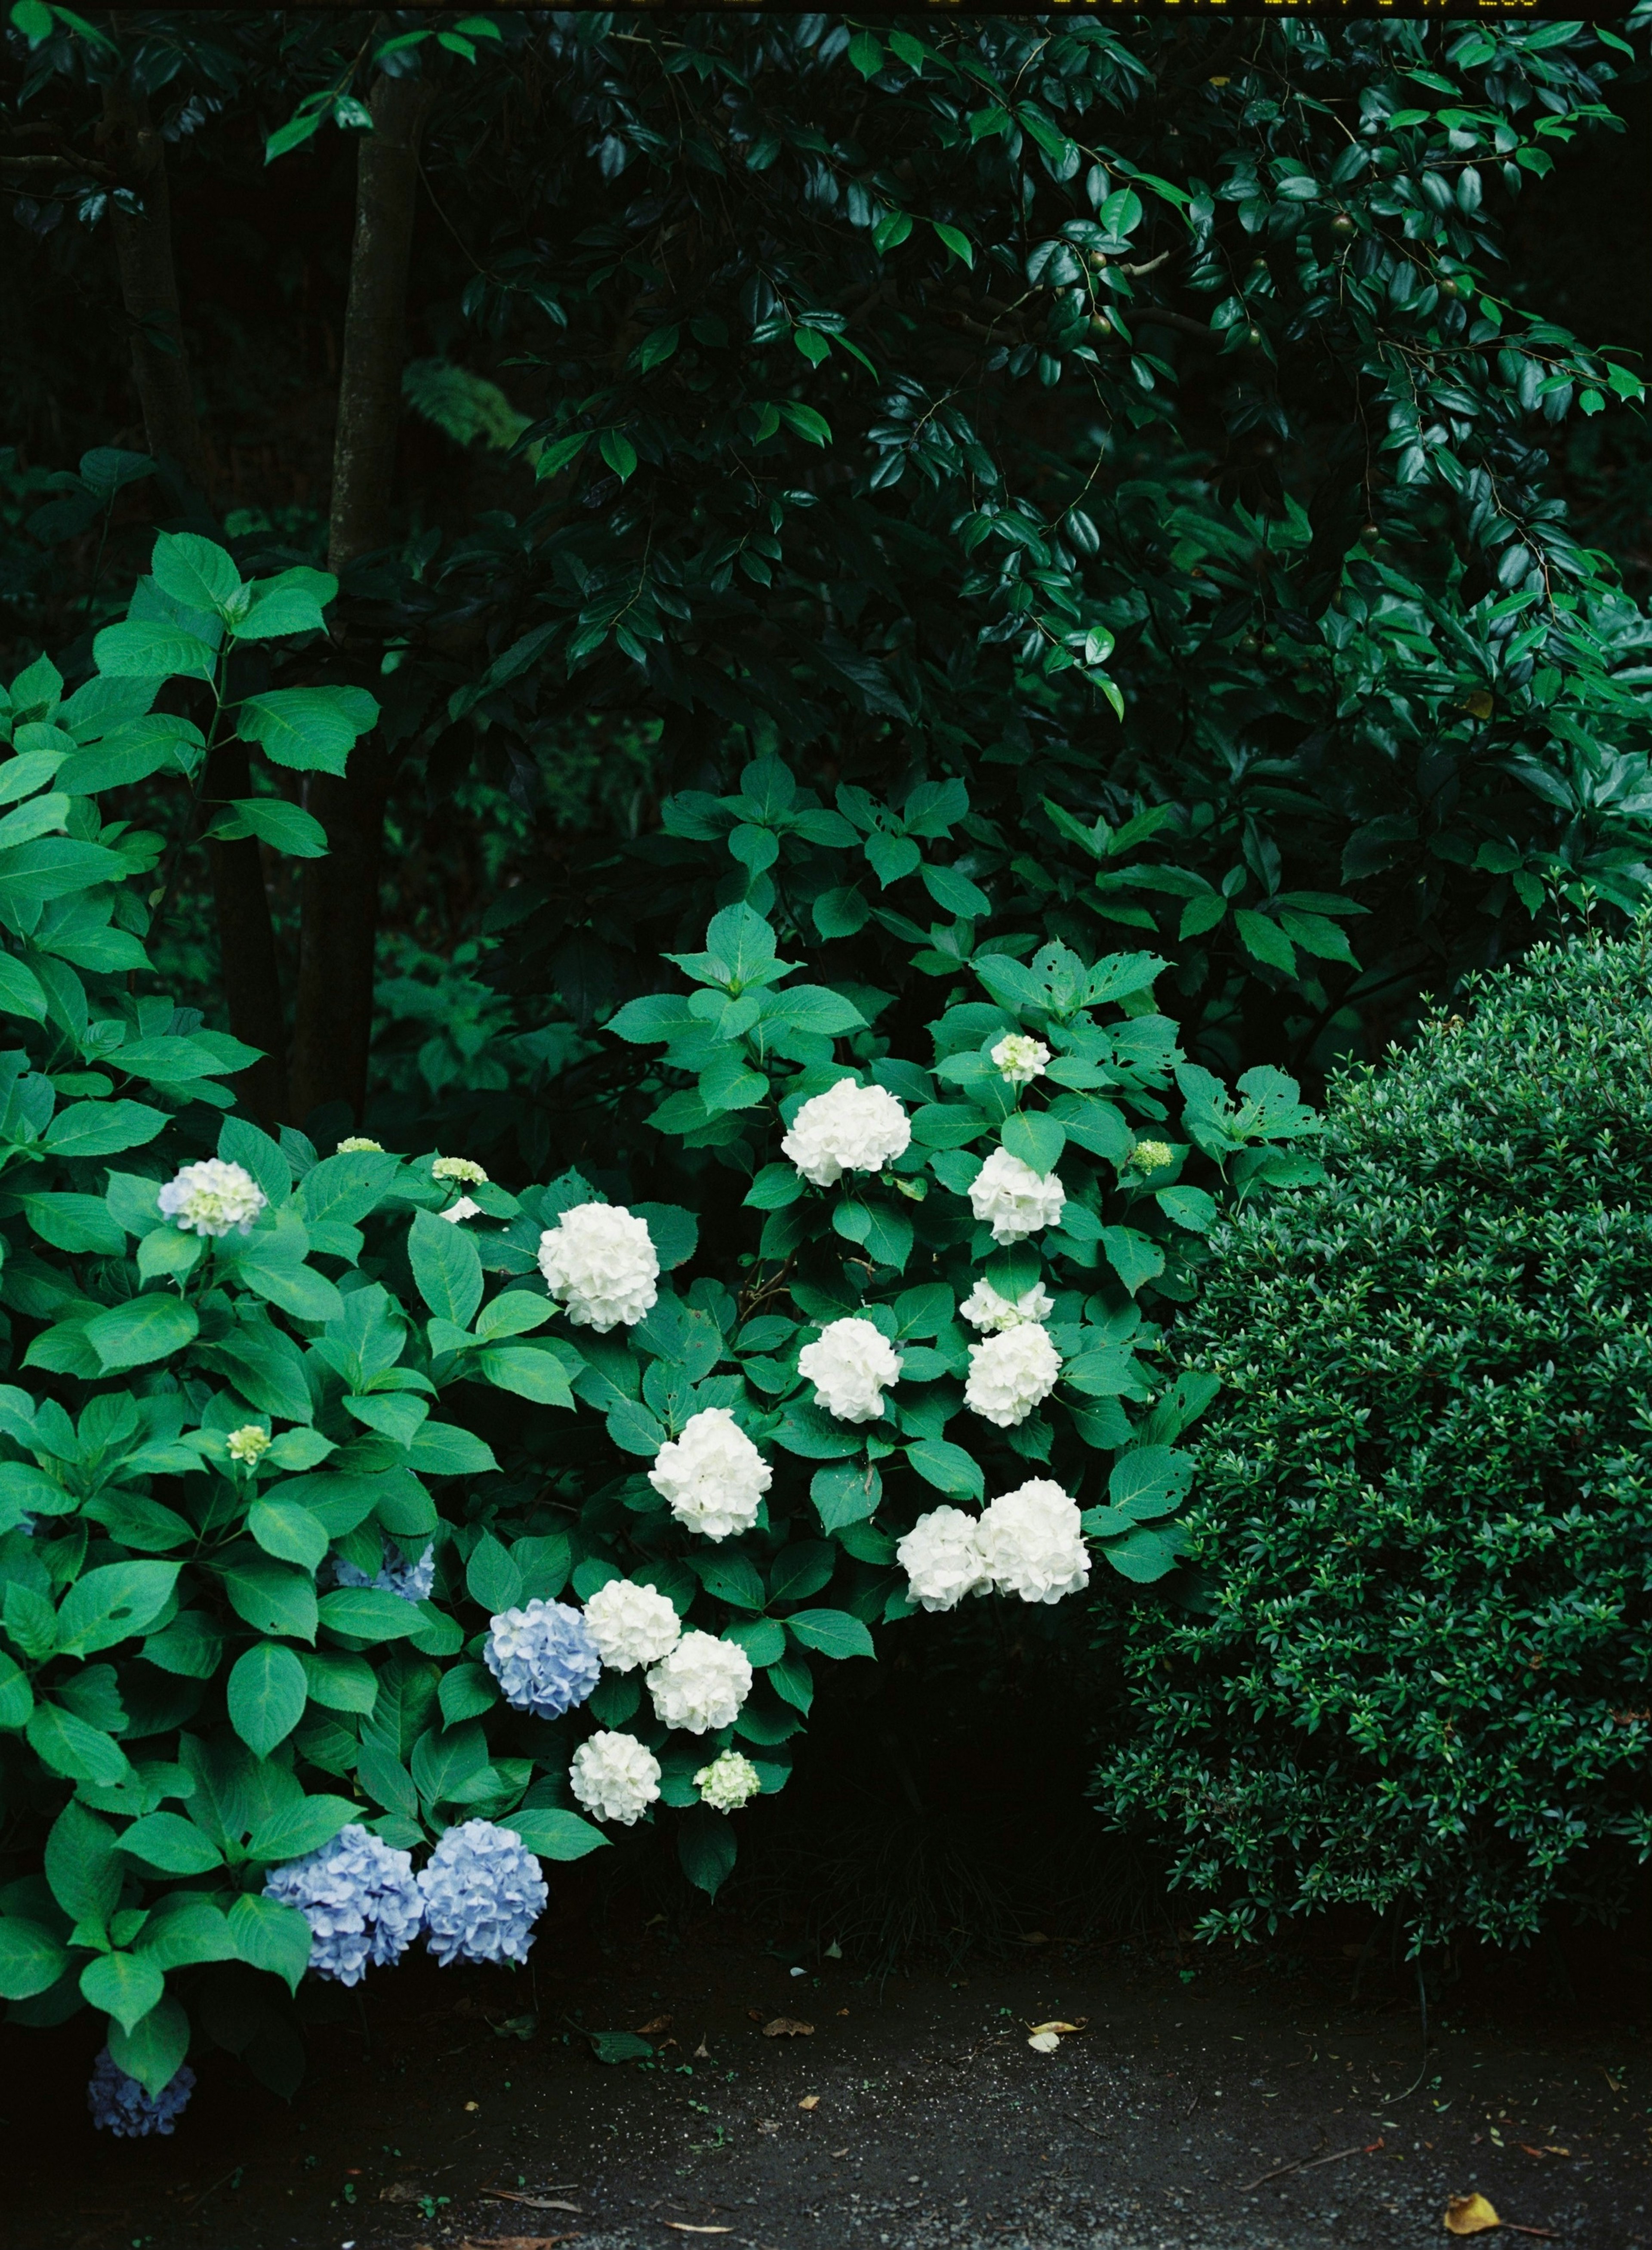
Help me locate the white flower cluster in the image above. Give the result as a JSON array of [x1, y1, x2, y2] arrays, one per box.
[[969, 1147, 1066, 1243], [537, 1201, 659, 1331], [781, 1077, 911, 1187], [798, 1316, 902, 1423], [570, 1731, 662, 1826], [992, 1033, 1050, 1086], [158, 1158, 267, 1239], [225, 1423, 270, 1467], [647, 1630, 753, 1734], [897, 1481, 1089, 1611], [582, 1577, 682, 1671], [696, 1749, 762, 1812], [965, 1322, 1062, 1428], [441, 1198, 481, 1225], [896, 1506, 992, 1612], [959, 1278, 1054, 1333], [336, 1136, 384, 1154], [433, 1155, 488, 1185], [1130, 1139, 1174, 1173], [647, 1408, 771, 1539]]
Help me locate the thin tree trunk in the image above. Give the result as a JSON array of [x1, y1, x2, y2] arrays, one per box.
[[289, 65, 435, 1127], [102, 77, 290, 1125]]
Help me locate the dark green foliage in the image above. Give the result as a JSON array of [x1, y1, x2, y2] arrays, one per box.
[[1096, 933, 1652, 1949]]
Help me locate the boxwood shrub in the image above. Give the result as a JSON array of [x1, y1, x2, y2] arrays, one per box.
[[1095, 935, 1652, 1951]]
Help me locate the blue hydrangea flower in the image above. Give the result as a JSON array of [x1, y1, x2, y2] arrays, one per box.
[[332, 1538, 435, 1604], [87, 2048, 195, 2137], [417, 1819, 547, 1967], [483, 1598, 600, 1719], [262, 1823, 424, 1986]]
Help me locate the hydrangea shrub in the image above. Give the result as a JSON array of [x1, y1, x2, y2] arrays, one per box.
[[0, 535, 1320, 2118]]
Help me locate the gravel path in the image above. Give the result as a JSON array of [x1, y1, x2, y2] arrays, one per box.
[[4, 1926, 1649, 2249]]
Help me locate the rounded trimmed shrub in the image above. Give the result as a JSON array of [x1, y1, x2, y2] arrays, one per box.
[[1096, 937, 1652, 1951]]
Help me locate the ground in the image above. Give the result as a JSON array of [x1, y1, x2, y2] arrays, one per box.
[[3, 1912, 1650, 2250]]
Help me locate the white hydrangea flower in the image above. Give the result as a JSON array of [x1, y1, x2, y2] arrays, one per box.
[[896, 1506, 992, 1612], [1130, 1139, 1174, 1173], [570, 1731, 662, 1826], [583, 1577, 683, 1672], [647, 1408, 772, 1540], [225, 1424, 270, 1468], [646, 1630, 753, 1735], [992, 1033, 1050, 1087], [977, 1479, 1090, 1605], [780, 1077, 911, 1187], [440, 1196, 481, 1224], [968, 1146, 1067, 1243], [433, 1156, 487, 1185], [959, 1278, 1055, 1333], [336, 1136, 384, 1154], [695, 1750, 762, 1813], [798, 1316, 903, 1423], [157, 1158, 267, 1239], [537, 1201, 659, 1332], [965, 1323, 1062, 1429]]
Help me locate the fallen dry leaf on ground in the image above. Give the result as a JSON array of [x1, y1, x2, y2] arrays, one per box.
[[692, 2036, 710, 2059], [660, 2227, 732, 2236], [798, 2095, 820, 2111], [465, 2238, 579, 2249], [1027, 2031, 1061, 2053], [380, 2181, 428, 2202], [636, 2015, 673, 2035], [1026, 2019, 1088, 2036], [485, 2190, 583, 2214], [762, 2017, 814, 2037], [1446, 2193, 1502, 2235]]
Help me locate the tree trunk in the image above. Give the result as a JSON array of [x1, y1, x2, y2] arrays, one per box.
[[102, 77, 290, 1124], [289, 66, 435, 1127]]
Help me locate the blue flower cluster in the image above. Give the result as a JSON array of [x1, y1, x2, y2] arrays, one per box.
[[87, 2049, 195, 2137], [262, 1823, 424, 1986], [333, 1539, 436, 1604], [484, 1598, 600, 1719], [416, 1819, 547, 1967]]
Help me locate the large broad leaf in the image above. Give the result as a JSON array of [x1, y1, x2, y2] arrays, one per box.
[[786, 1608, 876, 1661], [231, 567, 336, 641], [408, 1205, 484, 1327], [1107, 1444, 1196, 1522], [238, 685, 379, 775], [80, 1950, 164, 2036], [92, 618, 217, 680], [317, 1588, 428, 1644], [904, 1438, 984, 1501], [0, 1917, 69, 2001], [811, 1463, 881, 1533], [43, 1100, 167, 1158], [676, 1805, 737, 1898], [114, 1810, 223, 1876], [227, 1893, 311, 1992], [245, 1793, 357, 1863], [45, 1799, 121, 1929], [220, 1559, 318, 1644], [227, 1642, 309, 1756], [150, 530, 242, 614], [1000, 1111, 1066, 1176], [108, 1993, 190, 2101], [248, 1497, 328, 1571], [55, 1561, 180, 1657], [480, 1344, 574, 1409], [84, 1293, 199, 1373]]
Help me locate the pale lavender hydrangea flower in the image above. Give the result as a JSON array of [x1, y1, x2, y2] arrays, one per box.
[[87, 2049, 195, 2137], [332, 1538, 435, 1604], [418, 1819, 547, 1967], [262, 1823, 423, 1986], [484, 1598, 601, 1719]]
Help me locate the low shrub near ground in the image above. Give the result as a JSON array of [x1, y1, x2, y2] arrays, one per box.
[[0, 531, 1322, 2130], [1095, 935, 1652, 1952]]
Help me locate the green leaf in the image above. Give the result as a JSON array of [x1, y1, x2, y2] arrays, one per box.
[[56, 1561, 180, 1657], [409, 1205, 484, 1327], [316, 1588, 428, 1643], [1107, 1444, 1195, 1522], [1232, 908, 1297, 976], [0, 1916, 68, 2000], [509, 1807, 609, 1861], [84, 1293, 200, 1373], [1001, 1112, 1066, 1174], [905, 1439, 983, 1501], [0, 952, 46, 1022], [676, 1805, 736, 1898], [811, 1462, 881, 1533], [92, 619, 217, 681], [114, 1810, 223, 1876], [227, 1892, 311, 1992], [29, 1701, 129, 1786], [248, 1497, 329, 1571], [247, 1793, 357, 1863], [221, 797, 330, 857], [44, 1099, 167, 1158], [1100, 1226, 1165, 1296], [479, 1343, 574, 1409], [599, 428, 638, 481], [466, 1533, 523, 1616], [1156, 1185, 1217, 1233], [300, 1650, 379, 1714], [932, 220, 975, 268], [231, 567, 336, 641], [150, 531, 241, 614], [227, 1642, 309, 1756], [108, 1992, 190, 2100], [238, 685, 379, 775], [221, 1558, 318, 1644], [45, 1799, 121, 1929], [786, 1608, 876, 1660], [585, 2028, 653, 2063], [408, 1421, 498, 1476], [724, 1616, 786, 1667], [80, 1950, 165, 2036]]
